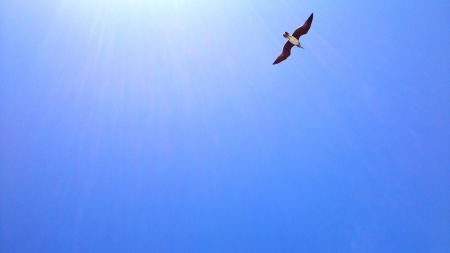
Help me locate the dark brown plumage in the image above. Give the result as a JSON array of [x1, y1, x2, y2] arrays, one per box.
[[273, 13, 314, 65]]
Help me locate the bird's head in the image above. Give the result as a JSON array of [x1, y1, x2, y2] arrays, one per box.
[[283, 32, 289, 38]]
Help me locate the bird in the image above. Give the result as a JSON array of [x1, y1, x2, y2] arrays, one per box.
[[273, 13, 314, 65]]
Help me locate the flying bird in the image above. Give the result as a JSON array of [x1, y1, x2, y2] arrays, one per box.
[[273, 13, 314, 65]]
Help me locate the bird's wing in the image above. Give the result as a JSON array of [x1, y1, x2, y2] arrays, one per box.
[[273, 41, 294, 65], [292, 13, 313, 39]]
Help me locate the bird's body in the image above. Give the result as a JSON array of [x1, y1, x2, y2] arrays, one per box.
[[273, 13, 314, 65], [285, 34, 301, 48]]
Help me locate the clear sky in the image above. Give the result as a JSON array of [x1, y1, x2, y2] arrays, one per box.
[[1, 0, 449, 252]]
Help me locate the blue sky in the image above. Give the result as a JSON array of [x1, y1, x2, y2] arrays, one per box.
[[1, 0, 449, 252]]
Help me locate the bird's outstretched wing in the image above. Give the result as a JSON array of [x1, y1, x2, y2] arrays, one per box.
[[273, 41, 294, 65], [292, 13, 313, 39]]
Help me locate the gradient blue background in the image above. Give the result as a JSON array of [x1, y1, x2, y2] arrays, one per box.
[[1, 0, 449, 252]]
